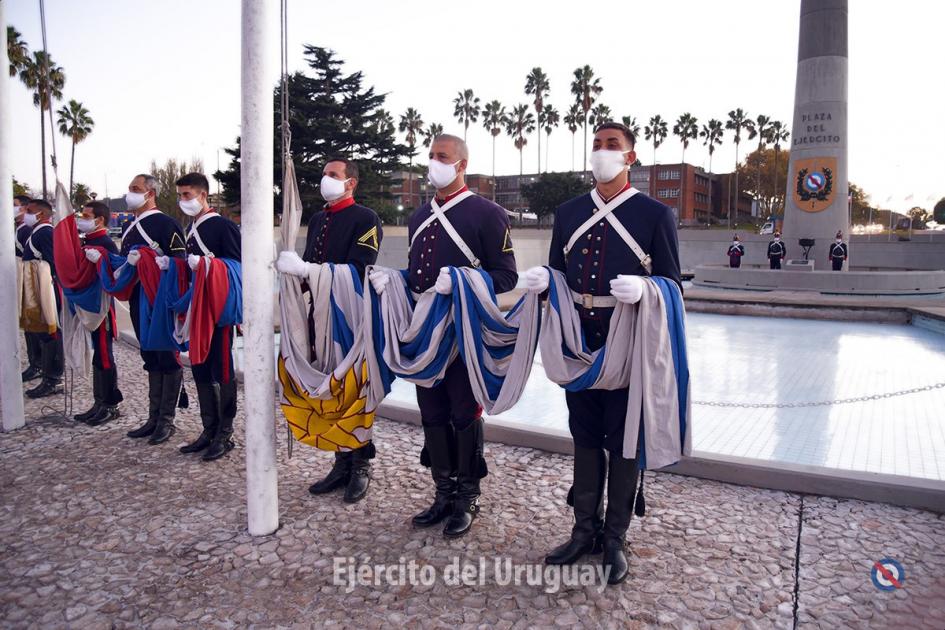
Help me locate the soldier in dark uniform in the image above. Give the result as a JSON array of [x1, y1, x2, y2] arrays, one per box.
[[276, 157, 383, 502], [169, 173, 243, 462], [118, 173, 187, 445], [829, 231, 848, 271], [767, 232, 786, 269], [370, 134, 518, 538], [14, 194, 43, 382], [74, 201, 124, 425], [727, 234, 745, 268], [20, 199, 64, 399], [525, 122, 682, 585]]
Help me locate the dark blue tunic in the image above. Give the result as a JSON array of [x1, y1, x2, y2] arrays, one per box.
[[186, 212, 242, 259], [302, 201, 382, 276], [22, 223, 57, 279], [407, 192, 518, 294], [15, 223, 31, 258], [548, 189, 681, 350], [119, 210, 186, 258], [83, 229, 118, 255]]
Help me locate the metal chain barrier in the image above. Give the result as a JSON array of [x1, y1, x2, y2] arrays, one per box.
[[694, 381, 945, 409]]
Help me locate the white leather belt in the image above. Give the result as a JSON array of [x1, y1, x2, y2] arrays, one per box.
[[570, 289, 617, 309]]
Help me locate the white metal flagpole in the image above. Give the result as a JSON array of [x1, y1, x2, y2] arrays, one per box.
[[241, 0, 279, 536], [0, 0, 27, 432]]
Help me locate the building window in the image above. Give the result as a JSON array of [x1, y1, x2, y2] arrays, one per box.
[[657, 188, 680, 199], [630, 170, 649, 182], [658, 169, 680, 181]]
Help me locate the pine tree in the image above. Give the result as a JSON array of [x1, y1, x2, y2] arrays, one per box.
[[214, 46, 410, 221]]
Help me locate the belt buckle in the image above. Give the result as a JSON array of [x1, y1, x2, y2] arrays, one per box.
[[581, 294, 594, 309]]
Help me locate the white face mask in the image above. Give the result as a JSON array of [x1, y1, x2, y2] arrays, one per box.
[[590, 149, 630, 183], [320, 175, 351, 202], [77, 217, 98, 233], [125, 191, 147, 211], [732, 241, 740, 246], [179, 197, 204, 217], [428, 159, 461, 190], [22, 212, 38, 227], [836, 239, 842, 243], [774, 237, 781, 242]]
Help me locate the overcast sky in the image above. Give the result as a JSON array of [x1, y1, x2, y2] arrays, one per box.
[[6, 0, 944, 211]]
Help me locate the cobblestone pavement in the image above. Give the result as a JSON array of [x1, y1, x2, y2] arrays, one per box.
[[1, 340, 943, 629]]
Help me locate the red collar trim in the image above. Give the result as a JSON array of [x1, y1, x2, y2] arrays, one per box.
[[325, 197, 355, 213], [436, 185, 469, 204], [599, 182, 631, 204], [85, 228, 108, 239]]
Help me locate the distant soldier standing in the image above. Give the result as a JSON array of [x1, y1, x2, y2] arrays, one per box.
[[829, 231, 848, 271], [727, 234, 745, 268], [767, 231, 786, 269]]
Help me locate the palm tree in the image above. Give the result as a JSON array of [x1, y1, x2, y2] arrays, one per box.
[[769, 120, 790, 215], [564, 103, 582, 173], [645, 115, 668, 199], [421, 122, 444, 148], [20, 51, 65, 198], [621, 115, 641, 139], [542, 104, 559, 173], [398, 107, 424, 208], [588, 103, 612, 130], [505, 104, 535, 176], [482, 100, 507, 201], [7, 27, 30, 77], [570, 65, 603, 174], [56, 99, 94, 200], [700, 119, 724, 224], [725, 108, 750, 227], [672, 112, 699, 164], [452, 89, 480, 142], [746, 114, 772, 215], [524, 67, 550, 174]]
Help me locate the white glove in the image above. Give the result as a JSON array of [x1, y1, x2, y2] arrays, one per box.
[[155, 255, 169, 271], [188, 254, 202, 271], [434, 267, 453, 295], [84, 248, 101, 264], [126, 250, 141, 266], [524, 266, 549, 293], [368, 269, 389, 295], [609, 274, 645, 305], [275, 250, 312, 277]]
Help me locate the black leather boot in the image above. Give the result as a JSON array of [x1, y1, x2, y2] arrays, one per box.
[[443, 418, 487, 538], [87, 367, 123, 426], [545, 445, 607, 565], [148, 370, 181, 445], [75, 369, 105, 423], [412, 424, 456, 528], [309, 451, 352, 494], [202, 380, 236, 461], [26, 339, 63, 399], [127, 371, 162, 438], [22, 334, 42, 381], [601, 453, 640, 585], [180, 382, 217, 454], [344, 442, 375, 503]]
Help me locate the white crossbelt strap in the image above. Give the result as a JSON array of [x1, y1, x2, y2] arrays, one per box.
[[121, 209, 163, 254], [409, 190, 479, 268], [564, 187, 652, 275], [831, 244, 845, 257], [27, 223, 52, 259], [771, 242, 784, 255], [187, 212, 219, 257]]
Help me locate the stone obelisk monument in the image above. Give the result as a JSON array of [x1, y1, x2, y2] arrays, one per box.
[[781, 0, 849, 268]]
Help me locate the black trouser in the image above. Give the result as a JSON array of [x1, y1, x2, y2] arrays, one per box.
[[90, 311, 123, 406], [24, 331, 42, 370], [34, 331, 64, 381], [769, 257, 782, 269], [129, 291, 180, 373], [832, 258, 844, 271], [729, 258, 741, 268], [416, 358, 481, 430], [190, 326, 235, 386], [566, 387, 630, 454]]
